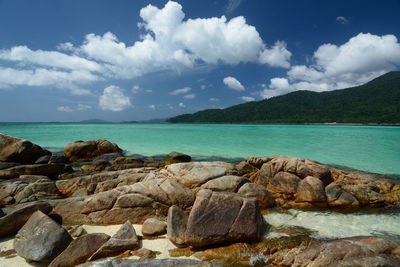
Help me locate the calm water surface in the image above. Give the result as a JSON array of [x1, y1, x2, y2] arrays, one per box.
[[1, 123, 399, 175]]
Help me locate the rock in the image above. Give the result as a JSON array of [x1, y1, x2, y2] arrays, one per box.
[[200, 175, 250, 192], [0, 133, 50, 164], [295, 176, 327, 203], [329, 255, 400, 267], [340, 184, 385, 207], [131, 248, 161, 259], [90, 221, 139, 260], [293, 236, 399, 267], [77, 258, 220, 267], [0, 162, 21, 170], [184, 190, 267, 247], [93, 153, 122, 163], [142, 218, 167, 236], [254, 156, 332, 186], [238, 183, 275, 209], [163, 161, 235, 188], [14, 210, 72, 262], [64, 139, 122, 161], [66, 225, 87, 237], [49, 233, 110, 267], [267, 172, 302, 195], [165, 152, 191, 163], [35, 155, 51, 164], [0, 208, 4, 217], [111, 156, 145, 170], [325, 184, 360, 210], [49, 155, 70, 164], [0, 163, 72, 180], [167, 205, 187, 247], [0, 201, 53, 237]]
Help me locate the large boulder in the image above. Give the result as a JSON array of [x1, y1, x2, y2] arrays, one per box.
[[325, 184, 360, 210], [200, 175, 250, 192], [238, 183, 275, 209], [49, 233, 110, 267], [0, 163, 72, 180], [267, 172, 302, 195], [14, 210, 72, 262], [90, 221, 139, 260], [253, 156, 333, 186], [0, 133, 50, 164], [295, 176, 327, 203], [162, 161, 235, 188], [293, 236, 399, 267], [165, 152, 192, 163], [167, 205, 187, 247], [0, 201, 53, 237], [64, 139, 122, 161], [172, 189, 267, 247]]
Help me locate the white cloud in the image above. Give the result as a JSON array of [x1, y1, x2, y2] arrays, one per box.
[[170, 87, 191, 95], [225, 0, 244, 13], [0, 1, 291, 93], [145, 89, 153, 93], [261, 33, 400, 98], [259, 41, 292, 68], [183, 93, 196, 99], [178, 102, 186, 108], [209, 97, 220, 102], [57, 106, 73, 112], [223, 76, 245, 91], [336, 16, 348, 24], [99, 85, 132, 111], [148, 104, 156, 110], [240, 96, 255, 102], [77, 104, 92, 111], [132, 85, 140, 93]]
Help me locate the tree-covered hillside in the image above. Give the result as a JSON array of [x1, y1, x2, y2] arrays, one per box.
[[167, 71, 400, 123]]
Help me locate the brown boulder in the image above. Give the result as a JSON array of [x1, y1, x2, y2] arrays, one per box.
[[90, 221, 139, 260], [0, 163, 72, 180], [64, 139, 122, 161], [184, 190, 267, 247], [0, 200, 53, 237], [267, 172, 301, 195], [142, 218, 167, 236], [167, 205, 187, 247], [0, 133, 50, 164], [14, 210, 72, 262], [165, 152, 191, 163], [200, 175, 250, 192], [326, 184, 360, 210], [295, 176, 327, 203], [238, 183, 275, 209], [49, 233, 110, 267]]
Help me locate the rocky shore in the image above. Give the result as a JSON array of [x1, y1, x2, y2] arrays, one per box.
[[1, 133, 400, 266]]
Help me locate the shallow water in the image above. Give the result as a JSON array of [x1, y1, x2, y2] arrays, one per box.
[[1, 123, 399, 175], [264, 209, 400, 241]]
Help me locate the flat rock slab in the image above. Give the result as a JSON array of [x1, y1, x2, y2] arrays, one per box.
[[164, 161, 235, 188], [77, 258, 221, 267], [49, 233, 110, 267], [0, 201, 53, 237], [0, 163, 72, 180], [142, 218, 167, 236], [14, 210, 72, 262]]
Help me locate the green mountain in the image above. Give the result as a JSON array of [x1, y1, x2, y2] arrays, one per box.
[[167, 71, 400, 124]]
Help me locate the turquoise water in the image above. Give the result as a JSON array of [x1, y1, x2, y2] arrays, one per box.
[[1, 123, 400, 175]]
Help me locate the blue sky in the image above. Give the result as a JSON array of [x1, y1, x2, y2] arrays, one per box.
[[0, 0, 400, 122]]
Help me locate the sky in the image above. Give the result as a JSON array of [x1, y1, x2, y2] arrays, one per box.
[[0, 0, 400, 122]]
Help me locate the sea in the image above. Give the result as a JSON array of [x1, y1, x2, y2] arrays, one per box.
[[1, 122, 400, 240]]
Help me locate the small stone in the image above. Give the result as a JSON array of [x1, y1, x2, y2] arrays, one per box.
[[142, 218, 167, 236], [131, 248, 161, 259]]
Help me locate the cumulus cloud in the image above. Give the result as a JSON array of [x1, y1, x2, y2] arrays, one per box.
[[99, 85, 132, 111], [240, 96, 255, 102], [223, 76, 245, 91], [148, 104, 156, 110], [261, 33, 400, 98], [57, 106, 74, 112], [336, 16, 348, 24], [77, 104, 92, 111], [170, 87, 191, 95], [132, 85, 140, 93], [178, 102, 186, 107], [183, 93, 196, 99], [209, 97, 220, 102], [259, 41, 292, 68]]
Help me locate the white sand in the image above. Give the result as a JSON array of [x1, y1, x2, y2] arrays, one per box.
[[0, 223, 193, 267]]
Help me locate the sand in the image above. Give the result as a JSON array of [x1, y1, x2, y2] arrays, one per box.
[[0, 223, 193, 266]]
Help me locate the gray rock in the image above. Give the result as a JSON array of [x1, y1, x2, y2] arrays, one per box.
[[328, 255, 400, 267], [14, 210, 72, 262], [167, 205, 187, 247], [238, 183, 275, 209], [0, 208, 4, 217], [0, 201, 53, 237], [35, 155, 51, 164], [49, 155, 70, 164], [201, 175, 250, 192], [90, 220, 139, 260], [142, 218, 167, 236], [0, 162, 21, 170]]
